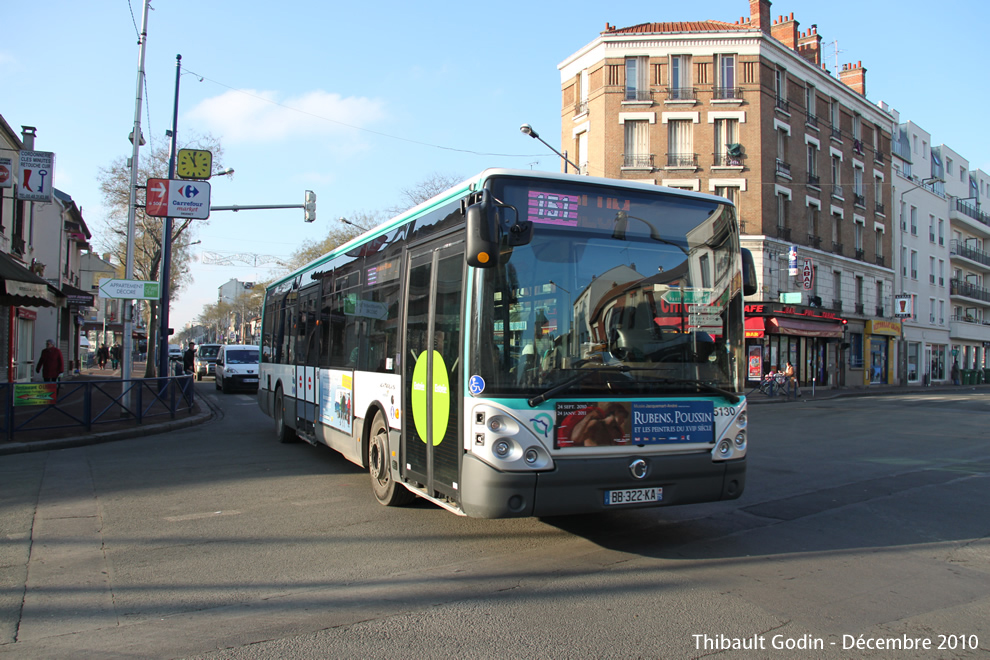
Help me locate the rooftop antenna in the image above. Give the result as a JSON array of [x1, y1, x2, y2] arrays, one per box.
[[823, 39, 843, 77]]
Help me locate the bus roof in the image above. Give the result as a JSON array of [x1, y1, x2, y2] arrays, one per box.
[[267, 168, 732, 291]]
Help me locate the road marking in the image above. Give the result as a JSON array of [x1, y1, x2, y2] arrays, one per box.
[[165, 510, 242, 522]]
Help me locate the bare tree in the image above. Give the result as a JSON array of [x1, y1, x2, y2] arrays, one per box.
[[387, 172, 464, 215], [97, 135, 226, 375]]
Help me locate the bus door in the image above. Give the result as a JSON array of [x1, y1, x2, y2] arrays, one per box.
[[402, 240, 464, 502]]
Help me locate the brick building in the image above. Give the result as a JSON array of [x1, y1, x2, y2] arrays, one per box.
[[558, 0, 895, 388]]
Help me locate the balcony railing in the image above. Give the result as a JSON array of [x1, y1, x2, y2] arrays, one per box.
[[832, 299, 843, 312], [950, 239, 990, 268], [876, 306, 885, 318], [775, 96, 789, 112], [808, 173, 820, 187], [806, 112, 818, 127], [875, 255, 885, 267], [853, 139, 865, 155], [574, 100, 588, 115], [713, 153, 744, 167], [775, 226, 791, 241], [951, 278, 990, 303], [831, 125, 841, 140], [713, 86, 741, 100], [775, 159, 791, 178], [855, 303, 865, 314], [854, 248, 865, 260], [807, 235, 822, 249], [624, 88, 653, 102], [874, 150, 884, 164], [854, 193, 866, 207], [954, 199, 990, 228], [665, 153, 697, 168], [666, 87, 696, 101], [875, 202, 885, 215], [831, 184, 843, 199], [622, 153, 654, 169], [11, 235, 25, 255], [832, 242, 844, 255]]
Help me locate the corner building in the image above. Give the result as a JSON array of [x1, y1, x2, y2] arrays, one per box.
[[558, 0, 895, 389]]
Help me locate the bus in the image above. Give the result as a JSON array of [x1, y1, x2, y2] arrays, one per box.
[[258, 169, 757, 518]]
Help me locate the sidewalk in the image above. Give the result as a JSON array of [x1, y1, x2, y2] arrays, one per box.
[[746, 379, 990, 404], [0, 362, 212, 456]]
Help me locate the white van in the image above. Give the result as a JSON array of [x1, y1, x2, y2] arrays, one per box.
[[214, 345, 260, 394]]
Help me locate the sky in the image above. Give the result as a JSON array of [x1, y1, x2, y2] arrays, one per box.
[[2, 0, 988, 330]]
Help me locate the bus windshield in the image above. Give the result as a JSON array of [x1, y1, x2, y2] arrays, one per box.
[[472, 177, 743, 399]]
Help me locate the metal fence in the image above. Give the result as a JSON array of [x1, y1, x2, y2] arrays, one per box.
[[0, 375, 196, 442]]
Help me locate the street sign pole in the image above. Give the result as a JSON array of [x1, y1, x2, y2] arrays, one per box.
[[123, 0, 151, 388], [159, 54, 181, 380]]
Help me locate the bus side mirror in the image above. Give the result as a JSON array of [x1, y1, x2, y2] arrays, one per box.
[[466, 190, 500, 268], [741, 248, 758, 296]]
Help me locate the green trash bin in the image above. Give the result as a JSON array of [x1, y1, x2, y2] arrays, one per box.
[[978, 370, 985, 384], [965, 369, 974, 385], [983, 368, 990, 383]]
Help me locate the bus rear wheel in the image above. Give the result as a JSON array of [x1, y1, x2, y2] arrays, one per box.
[[369, 411, 415, 506], [274, 386, 297, 444]]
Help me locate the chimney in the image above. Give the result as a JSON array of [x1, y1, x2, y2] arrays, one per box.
[[798, 25, 822, 66], [839, 61, 867, 96], [771, 12, 799, 50], [749, 0, 771, 34], [21, 126, 37, 150]]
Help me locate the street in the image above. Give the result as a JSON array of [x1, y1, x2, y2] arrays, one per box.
[[0, 384, 988, 659]]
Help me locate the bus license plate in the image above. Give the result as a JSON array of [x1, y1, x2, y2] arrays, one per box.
[[604, 487, 662, 505]]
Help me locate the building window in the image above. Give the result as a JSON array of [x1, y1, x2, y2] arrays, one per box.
[[715, 54, 735, 98], [831, 155, 842, 199], [714, 186, 739, 207], [910, 250, 918, 279], [623, 120, 650, 168], [910, 206, 918, 235], [774, 68, 787, 110], [669, 55, 692, 99], [807, 143, 819, 184], [805, 84, 816, 124], [667, 120, 694, 167], [853, 166, 865, 205], [714, 118, 739, 165], [808, 205, 820, 246], [830, 99, 840, 138], [875, 228, 883, 259], [855, 222, 864, 254], [776, 193, 788, 229], [625, 56, 649, 101]]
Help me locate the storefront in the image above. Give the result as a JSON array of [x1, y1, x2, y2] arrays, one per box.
[[745, 303, 846, 389], [0, 250, 65, 382], [864, 320, 901, 386]]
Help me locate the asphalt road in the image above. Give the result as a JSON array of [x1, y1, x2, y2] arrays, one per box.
[[0, 384, 988, 659]]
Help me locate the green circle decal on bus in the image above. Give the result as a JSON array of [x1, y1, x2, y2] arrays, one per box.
[[411, 350, 450, 446]]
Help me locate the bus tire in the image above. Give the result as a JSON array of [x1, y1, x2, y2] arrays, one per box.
[[369, 410, 415, 506], [274, 386, 297, 444]]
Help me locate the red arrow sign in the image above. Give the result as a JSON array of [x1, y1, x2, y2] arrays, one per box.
[[146, 178, 169, 217]]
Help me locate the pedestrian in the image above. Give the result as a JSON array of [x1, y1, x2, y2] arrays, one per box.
[[36, 339, 64, 383], [98, 343, 109, 369], [951, 360, 960, 385], [110, 343, 121, 370], [183, 341, 196, 376], [784, 360, 801, 397]]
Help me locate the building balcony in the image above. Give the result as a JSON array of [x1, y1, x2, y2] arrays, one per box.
[[831, 125, 841, 140], [775, 159, 791, 178], [808, 173, 820, 188], [807, 235, 822, 249], [875, 202, 885, 215], [713, 153, 744, 167], [832, 299, 843, 312], [853, 139, 865, 156], [854, 193, 866, 208], [854, 248, 865, 260], [854, 303, 865, 315], [713, 86, 741, 100], [665, 153, 697, 168], [775, 226, 791, 241], [806, 112, 818, 128], [950, 239, 990, 271], [624, 88, 653, 103], [775, 96, 789, 113], [666, 87, 696, 101], [622, 153, 654, 169], [949, 315, 990, 342], [831, 242, 843, 256], [874, 150, 884, 164], [951, 278, 990, 303], [831, 184, 843, 200], [952, 199, 990, 233], [573, 100, 588, 116], [875, 254, 886, 267], [876, 306, 885, 318]]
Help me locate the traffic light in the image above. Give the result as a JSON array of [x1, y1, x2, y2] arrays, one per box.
[[304, 190, 316, 223]]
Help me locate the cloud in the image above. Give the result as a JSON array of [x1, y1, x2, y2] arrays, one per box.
[[185, 89, 387, 144]]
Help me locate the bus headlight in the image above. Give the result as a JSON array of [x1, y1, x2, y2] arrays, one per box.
[[493, 439, 511, 458], [733, 432, 746, 450], [717, 439, 732, 457], [524, 448, 540, 464], [736, 410, 747, 429]]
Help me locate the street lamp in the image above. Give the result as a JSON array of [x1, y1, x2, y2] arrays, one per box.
[[339, 217, 370, 231], [213, 167, 234, 177], [520, 123, 580, 173]]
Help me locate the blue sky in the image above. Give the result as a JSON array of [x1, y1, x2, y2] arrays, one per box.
[[2, 0, 986, 329]]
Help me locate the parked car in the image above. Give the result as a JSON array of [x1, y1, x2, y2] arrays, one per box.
[[193, 343, 222, 381], [215, 344, 260, 394]]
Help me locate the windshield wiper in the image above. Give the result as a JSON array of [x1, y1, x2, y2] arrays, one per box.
[[641, 378, 739, 404], [527, 366, 631, 407]]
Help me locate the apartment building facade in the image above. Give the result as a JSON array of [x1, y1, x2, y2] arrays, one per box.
[[558, 0, 895, 388]]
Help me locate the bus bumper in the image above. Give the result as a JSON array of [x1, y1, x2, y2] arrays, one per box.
[[460, 452, 744, 518]]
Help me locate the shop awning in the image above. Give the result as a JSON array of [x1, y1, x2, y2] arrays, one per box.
[[767, 316, 844, 338], [0, 251, 64, 307], [744, 316, 765, 338], [62, 283, 95, 307]]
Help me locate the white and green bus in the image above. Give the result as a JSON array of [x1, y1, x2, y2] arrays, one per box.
[[259, 169, 757, 518]]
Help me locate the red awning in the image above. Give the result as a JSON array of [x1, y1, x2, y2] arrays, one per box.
[[767, 316, 844, 338], [744, 316, 765, 338]]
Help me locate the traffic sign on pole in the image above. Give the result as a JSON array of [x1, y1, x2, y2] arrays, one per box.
[[144, 178, 211, 219], [99, 278, 161, 300]]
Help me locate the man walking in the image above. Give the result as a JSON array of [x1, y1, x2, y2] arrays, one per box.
[[36, 339, 64, 383], [183, 341, 196, 376]]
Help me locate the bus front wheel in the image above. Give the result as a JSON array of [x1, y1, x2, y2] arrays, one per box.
[[369, 411, 415, 506], [274, 387, 297, 444]]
